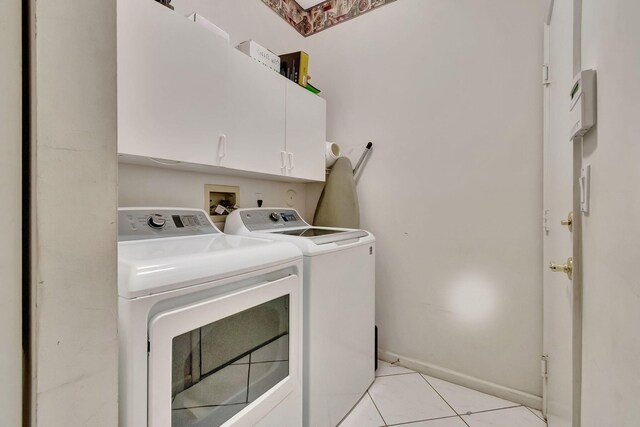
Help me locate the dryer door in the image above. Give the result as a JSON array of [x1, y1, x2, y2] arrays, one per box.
[[148, 275, 300, 427]]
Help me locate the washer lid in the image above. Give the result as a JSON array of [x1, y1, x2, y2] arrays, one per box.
[[270, 227, 369, 245], [118, 234, 301, 299]]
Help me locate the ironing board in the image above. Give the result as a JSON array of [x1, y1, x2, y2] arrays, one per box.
[[313, 157, 360, 229]]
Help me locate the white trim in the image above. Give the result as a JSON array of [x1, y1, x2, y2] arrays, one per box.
[[378, 349, 543, 410], [0, 0, 22, 424], [542, 20, 551, 419]]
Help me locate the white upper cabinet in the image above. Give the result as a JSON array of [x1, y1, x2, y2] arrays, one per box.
[[118, 0, 229, 166], [225, 49, 286, 176], [117, 0, 326, 182], [285, 80, 327, 181]]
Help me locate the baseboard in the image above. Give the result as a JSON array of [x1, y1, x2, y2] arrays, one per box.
[[378, 349, 543, 410]]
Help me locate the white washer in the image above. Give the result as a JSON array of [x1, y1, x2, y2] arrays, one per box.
[[118, 208, 304, 427], [225, 208, 376, 427]]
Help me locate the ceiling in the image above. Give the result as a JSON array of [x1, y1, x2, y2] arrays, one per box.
[[295, 0, 326, 10]]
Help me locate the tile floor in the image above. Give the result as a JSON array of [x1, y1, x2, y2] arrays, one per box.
[[339, 361, 547, 427]]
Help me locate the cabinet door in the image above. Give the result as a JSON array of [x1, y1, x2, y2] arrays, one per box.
[[225, 49, 286, 175], [285, 80, 326, 181], [118, 0, 228, 165]]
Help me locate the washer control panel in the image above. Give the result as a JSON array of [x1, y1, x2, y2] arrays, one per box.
[[118, 208, 219, 241], [239, 209, 307, 231]]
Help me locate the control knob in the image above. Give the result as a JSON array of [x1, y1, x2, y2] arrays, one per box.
[[147, 214, 166, 229], [269, 212, 280, 222]]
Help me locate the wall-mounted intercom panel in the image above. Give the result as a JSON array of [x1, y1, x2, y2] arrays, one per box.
[[569, 69, 597, 140]]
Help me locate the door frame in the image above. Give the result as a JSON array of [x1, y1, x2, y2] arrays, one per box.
[[542, 0, 583, 425], [0, 0, 23, 425], [570, 0, 584, 423]]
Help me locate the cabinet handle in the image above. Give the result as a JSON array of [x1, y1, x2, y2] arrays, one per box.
[[218, 134, 227, 160], [287, 152, 294, 172], [280, 151, 287, 174]]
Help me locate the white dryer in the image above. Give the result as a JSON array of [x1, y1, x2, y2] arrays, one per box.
[[225, 208, 376, 427], [118, 208, 304, 427]]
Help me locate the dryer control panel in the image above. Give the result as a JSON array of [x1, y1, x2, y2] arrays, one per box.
[[118, 208, 219, 241], [238, 209, 308, 231]]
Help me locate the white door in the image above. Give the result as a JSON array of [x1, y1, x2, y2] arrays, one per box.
[[284, 80, 326, 181], [225, 49, 286, 176], [543, 1, 576, 426], [117, 0, 229, 166], [148, 275, 300, 427]]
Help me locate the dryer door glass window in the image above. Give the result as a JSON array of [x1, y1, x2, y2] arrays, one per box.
[[170, 295, 290, 427]]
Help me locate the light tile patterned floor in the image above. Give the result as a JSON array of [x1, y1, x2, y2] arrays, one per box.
[[339, 361, 547, 427]]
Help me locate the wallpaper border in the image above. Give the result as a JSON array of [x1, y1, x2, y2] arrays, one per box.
[[261, 0, 398, 37]]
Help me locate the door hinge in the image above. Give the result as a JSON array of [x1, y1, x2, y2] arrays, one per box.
[[542, 64, 550, 86], [541, 355, 549, 378], [147, 340, 151, 353]]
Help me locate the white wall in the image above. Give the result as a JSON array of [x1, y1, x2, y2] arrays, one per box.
[[119, 0, 312, 220], [580, 0, 640, 425], [119, 164, 312, 223], [303, 0, 547, 398], [0, 0, 23, 425], [32, 0, 118, 425]]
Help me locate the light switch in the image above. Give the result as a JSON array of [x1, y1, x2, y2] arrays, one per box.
[[580, 164, 591, 213]]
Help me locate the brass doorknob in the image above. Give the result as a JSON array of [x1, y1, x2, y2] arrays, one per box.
[[561, 211, 573, 232], [549, 257, 573, 280]]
